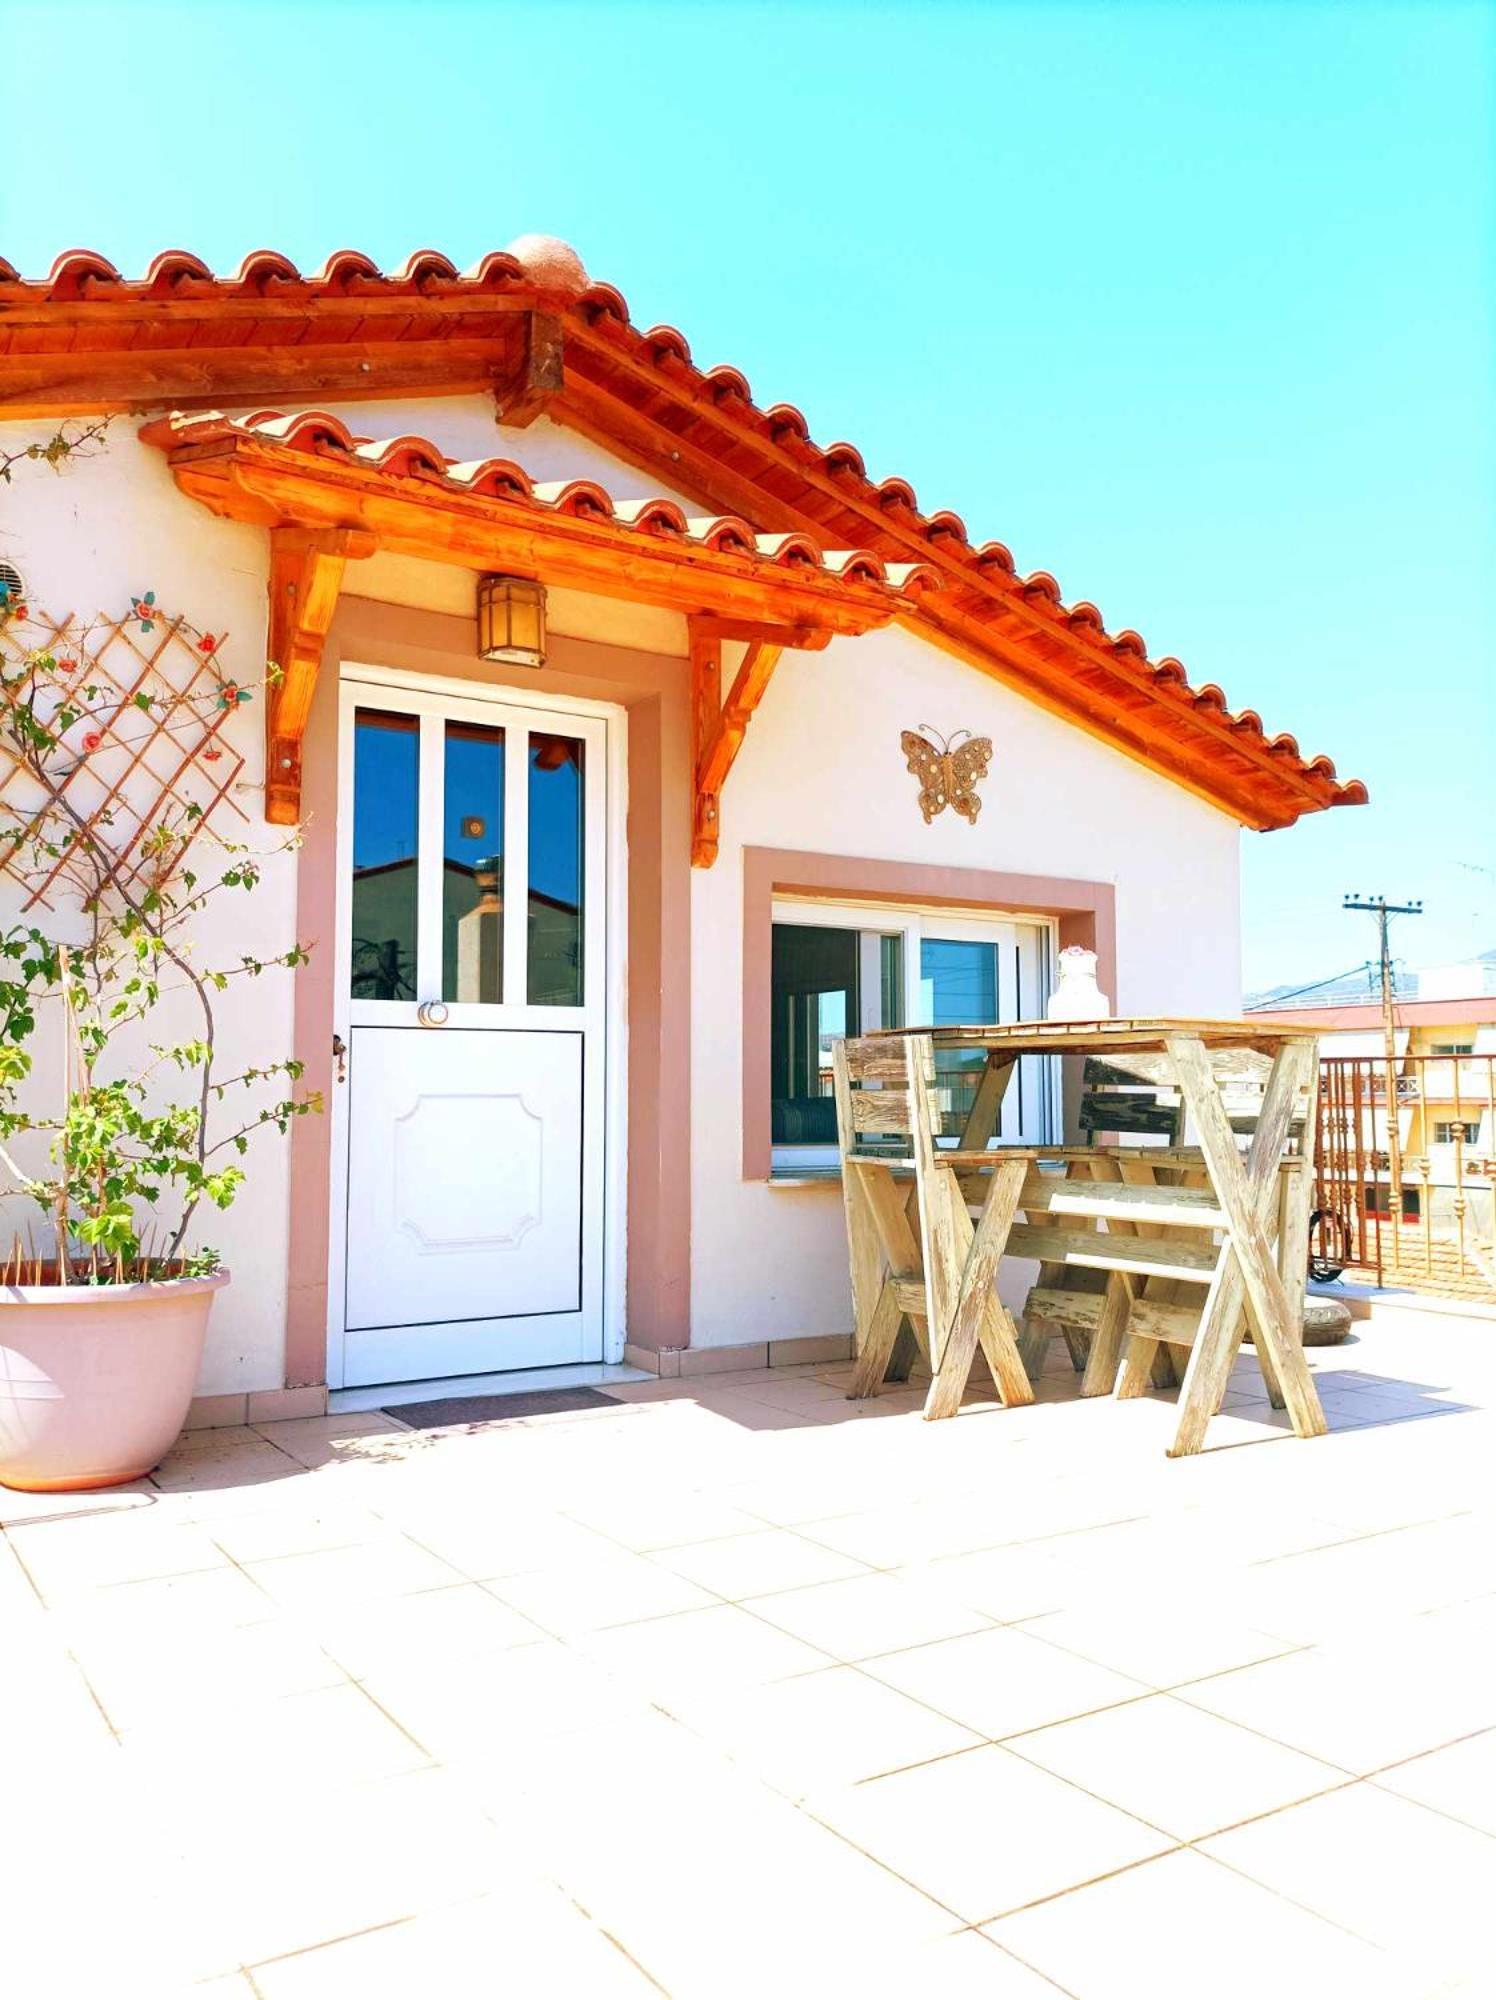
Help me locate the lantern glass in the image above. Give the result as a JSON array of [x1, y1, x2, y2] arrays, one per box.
[[477, 575, 546, 667]]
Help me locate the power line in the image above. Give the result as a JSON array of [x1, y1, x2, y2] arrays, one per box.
[[1245, 961, 1377, 1011]]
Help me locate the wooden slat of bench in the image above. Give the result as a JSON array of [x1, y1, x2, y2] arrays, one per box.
[[1048, 1180, 1228, 1231], [849, 1089, 914, 1133], [1003, 1223, 1221, 1283], [842, 1037, 932, 1082], [1025, 1285, 1202, 1348]]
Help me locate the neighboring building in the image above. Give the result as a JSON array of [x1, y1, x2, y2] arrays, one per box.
[[0, 238, 1365, 1412], [1250, 961, 1496, 1242]]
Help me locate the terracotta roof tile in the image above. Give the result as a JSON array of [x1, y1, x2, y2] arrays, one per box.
[[0, 238, 1368, 825], [136, 407, 943, 604]]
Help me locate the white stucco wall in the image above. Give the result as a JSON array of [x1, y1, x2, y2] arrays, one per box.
[[0, 418, 291, 1392], [1, 400, 1245, 1383], [689, 621, 1243, 1347]]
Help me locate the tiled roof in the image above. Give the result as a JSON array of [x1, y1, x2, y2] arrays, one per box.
[[138, 406, 941, 602], [0, 238, 1368, 826]]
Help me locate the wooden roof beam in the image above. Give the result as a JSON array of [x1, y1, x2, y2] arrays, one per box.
[[266, 525, 375, 823], [0, 337, 530, 419], [168, 451, 907, 636], [493, 312, 564, 429], [690, 614, 793, 866], [557, 352, 1344, 817]]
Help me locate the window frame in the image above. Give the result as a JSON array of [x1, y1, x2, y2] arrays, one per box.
[[768, 896, 1059, 1172], [1433, 1117, 1482, 1145]]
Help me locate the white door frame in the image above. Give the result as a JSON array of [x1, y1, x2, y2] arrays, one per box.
[[325, 660, 629, 1388]]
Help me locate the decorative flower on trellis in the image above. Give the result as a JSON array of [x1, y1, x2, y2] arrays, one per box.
[[0, 598, 253, 911]]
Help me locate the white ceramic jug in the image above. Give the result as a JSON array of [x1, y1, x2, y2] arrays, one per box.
[[1046, 945, 1112, 1022]]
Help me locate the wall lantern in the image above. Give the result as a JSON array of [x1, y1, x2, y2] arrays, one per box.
[[477, 574, 546, 668]]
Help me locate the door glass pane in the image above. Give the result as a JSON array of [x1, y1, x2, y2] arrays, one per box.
[[442, 720, 505, 1003], [771, 925, 858, 1145], [351, 709, 418, 1001], [528, 732, 585, 1006], [920, 937, 999, 1140]]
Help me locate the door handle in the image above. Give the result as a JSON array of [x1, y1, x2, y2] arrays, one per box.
[[332, 1034, 347, 1083], [417, 1001, 450, 1028]]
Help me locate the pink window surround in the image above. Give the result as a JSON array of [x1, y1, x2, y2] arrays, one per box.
[[282, 595, 693, 1387], [741, 846, 1117, 1181]]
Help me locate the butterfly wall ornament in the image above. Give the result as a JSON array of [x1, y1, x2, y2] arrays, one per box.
[[900, 726, 993, 824]]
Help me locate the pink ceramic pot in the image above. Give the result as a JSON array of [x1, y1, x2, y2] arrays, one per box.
[[0, 1271, 229, 1492]]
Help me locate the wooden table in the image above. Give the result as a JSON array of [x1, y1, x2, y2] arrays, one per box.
[[831, 1018, 1325, 1457]]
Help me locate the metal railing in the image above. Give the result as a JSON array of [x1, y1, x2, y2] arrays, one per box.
[[1314, 1053, 1496, 1295]]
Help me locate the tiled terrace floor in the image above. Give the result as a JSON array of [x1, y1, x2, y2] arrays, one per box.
[[6, 1314, 1496, 1998]]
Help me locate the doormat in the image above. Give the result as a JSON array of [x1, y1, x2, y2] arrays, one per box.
[[382, 1385, 622, 1429]]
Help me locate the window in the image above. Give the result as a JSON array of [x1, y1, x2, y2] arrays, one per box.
[[1429, 1042, 1474, 1056], [1365, 1184, 1420, 1220], [1433, 1118, 1482, 1145], [351, 708, 419, 1001], [769, 902, 1056, 1170]]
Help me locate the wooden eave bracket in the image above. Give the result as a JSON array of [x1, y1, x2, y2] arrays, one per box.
[[265, 524, 375, 823], [691, 616, 829, 866], [494, 311, 565, 429]]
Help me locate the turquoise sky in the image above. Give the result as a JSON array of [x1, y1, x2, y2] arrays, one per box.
[[6, 1, 1492, 992]]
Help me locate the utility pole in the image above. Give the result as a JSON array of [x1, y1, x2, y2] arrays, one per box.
[[1343, 894, 1422, 1234]]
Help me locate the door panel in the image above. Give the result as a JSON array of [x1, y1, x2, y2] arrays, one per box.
[[346, 1028, 582, 1331], [334, 678, 608, 1388]]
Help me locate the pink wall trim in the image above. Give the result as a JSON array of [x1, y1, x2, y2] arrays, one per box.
[[740, 847, 1117, 1180], [282, 596, 692, 1388]]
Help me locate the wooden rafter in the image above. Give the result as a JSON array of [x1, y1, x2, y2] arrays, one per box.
[[265, 525, 374, 823], [690, 622, 723, 866], [148, 429, 906, 835], [549, 365, 1345, 832], [0, 259, 1367, 827], [165, 444, 908, 637], [493, 311, 564, 428], [691, 616, 796, 867]]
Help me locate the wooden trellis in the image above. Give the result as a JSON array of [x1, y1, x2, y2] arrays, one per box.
[[0, 606, 249, 912]]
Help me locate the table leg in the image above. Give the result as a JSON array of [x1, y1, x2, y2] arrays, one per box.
[[843, 1164, 927, 1401], [923, 1158, 1031, 1420], [885, 1182, 928, 1382], [1166, 1036, 1326, 1453], [1080, 1270, 1135, 1396]]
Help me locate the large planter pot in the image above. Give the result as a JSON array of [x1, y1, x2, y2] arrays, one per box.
[[0, 1271, 229, 1492]]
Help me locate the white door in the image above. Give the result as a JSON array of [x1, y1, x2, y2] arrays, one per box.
[[333, 678, 608, 1387]]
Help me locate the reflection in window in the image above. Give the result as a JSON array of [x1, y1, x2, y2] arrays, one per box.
[[528, 733, 584, 1006], [351, 709, 418, 1001], [921, 937, 1000, 1138], [442, 721, 505, 1003], [771, 925, 858, 1145]]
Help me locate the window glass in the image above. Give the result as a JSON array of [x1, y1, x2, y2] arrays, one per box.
[[351, 709, 418, 1001], [1434, 1119, 1481, 1144], [920, 937, 1000, 1139], [879, 934, 905, 1030], [528, 732, 584, 1006], [771, 925, 858, 1145], [442, 720, 504, 1003]]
